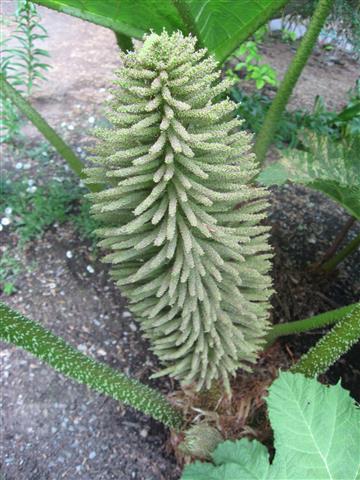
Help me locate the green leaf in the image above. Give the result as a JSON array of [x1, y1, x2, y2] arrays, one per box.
[[33, 0, 289, 61], [33, 0, 183, 39], [268, 372, 360, 479], [257, 163, 289, 186], [337, 102, 360, 122], [184, 0, 289, 62], [213, 438, 271, 477], [256, 78, 265, 89], [181, 372, 360, 479], [258, 133, 360, 220]]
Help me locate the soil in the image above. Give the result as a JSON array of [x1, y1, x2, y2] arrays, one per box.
[[1, 4, 360, 480]]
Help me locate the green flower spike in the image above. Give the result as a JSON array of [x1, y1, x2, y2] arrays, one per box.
[[85, 31, 273, 392]]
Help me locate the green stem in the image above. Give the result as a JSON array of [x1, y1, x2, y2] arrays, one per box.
[[0, 73, 101, 193], [171, 0, 205, 49], [321, 231, 360, 273], [291, 303, 360, 377], [254, 0, 334, 164], [264, 302, 358, 348], [114, 31, 133, 52], [0, 302, 183, 429], [315, 217, 356, 267]]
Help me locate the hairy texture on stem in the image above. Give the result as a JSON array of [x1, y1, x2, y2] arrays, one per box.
[[264, 302, 358, 348], [291, 303, 360, 377], [322, 231, 360, 273], [254, 0, 334, 163], [0, 302, 183, 429], [0, 73, 101, 191], [86, 32, 273, 391]]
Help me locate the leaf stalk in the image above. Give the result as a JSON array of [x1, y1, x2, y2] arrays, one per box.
[[0, 73, 101, 192], [0, 302, 183, 429], [264, 302, 358, 348], [291, 303, 360, 377], [254, 0, 335, 163]]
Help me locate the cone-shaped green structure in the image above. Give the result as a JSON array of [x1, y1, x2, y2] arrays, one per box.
[[85, 32, 273, 391]]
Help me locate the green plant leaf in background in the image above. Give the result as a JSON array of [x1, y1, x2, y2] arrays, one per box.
[[183, 0, 289, 62], [258, 133, 360, 220], [33, 0, 184, 39], [33, 0, 289, 61], [182, 371, 360, 479]]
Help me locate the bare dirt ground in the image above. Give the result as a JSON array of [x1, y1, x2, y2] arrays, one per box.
[[1, 3, 360, 480], [260, 36, 359, 110]]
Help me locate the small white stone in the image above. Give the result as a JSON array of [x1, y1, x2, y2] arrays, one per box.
[[0, 225, 3, 232], [77, 344, 87, 352], [28, 179, 35, 186], [89, 451, 96, 460], [76, 147, 82, 153], [86, 265, 95, 274], [139, 429, 148, 438], [61, 122, 67, 127], [4, 207, 12, 216], [129, 322, 137, 332], [97, 349, 106, 356], [68, 124, 74, 131], [88, 116, 95, 124], [15, 162, 23, 170], [27, 186, 37, 193], [66, 250, 73, 259], [1, 217, 11, 226], [24, 163, 31, 170], [122, 310, 131, 319]]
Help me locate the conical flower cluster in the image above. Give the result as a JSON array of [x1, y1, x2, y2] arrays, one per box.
[[85, 31, 273, 391]]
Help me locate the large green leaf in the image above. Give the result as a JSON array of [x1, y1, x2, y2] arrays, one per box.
[[33, 0, 183, 39], [185, 0, 289, 62], [258, 133, 360, 220], [268, 372, 360, 479], [33, 0, 288, 61], [182, 372, 360, 479]]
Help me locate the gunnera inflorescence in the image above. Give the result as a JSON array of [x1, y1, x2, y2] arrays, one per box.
[[85, 31, 273, 392]]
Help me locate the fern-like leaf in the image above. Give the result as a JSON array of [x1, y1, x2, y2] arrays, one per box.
[[258, 133, 360, 220], [86, 31, 273, 391]]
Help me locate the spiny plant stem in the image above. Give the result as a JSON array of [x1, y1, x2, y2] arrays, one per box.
[[291, 303, 360, 377], [315, 217, 356, 268], [0, 73, 101, 193], [321, 231, 360, 273], [0, 302, 183, 429], [254, 0, 334, 164], [264, 302, 358, 348]]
